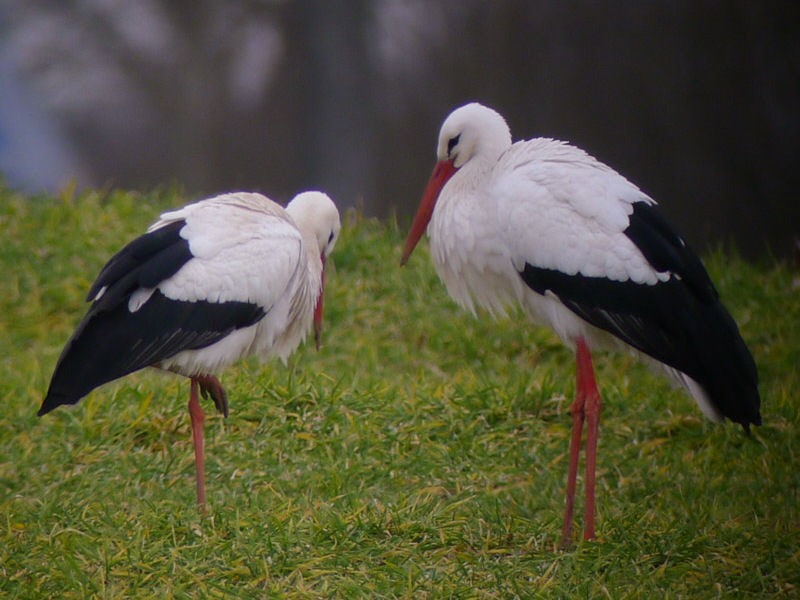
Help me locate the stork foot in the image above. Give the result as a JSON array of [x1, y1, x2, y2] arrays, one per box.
[[195, 375, 228, 417]]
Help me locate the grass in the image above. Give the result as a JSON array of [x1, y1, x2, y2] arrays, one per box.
[[1, 184, 798, 598]]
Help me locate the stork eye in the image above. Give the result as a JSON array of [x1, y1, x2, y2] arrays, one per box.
[[447, 135, 460, 156], [328, 231, 335, 245]]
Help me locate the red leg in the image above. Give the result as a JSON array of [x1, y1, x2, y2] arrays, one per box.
[[576, 337, 601, 541], [560, 343, 587, 549], [188, 378, 207, 510]]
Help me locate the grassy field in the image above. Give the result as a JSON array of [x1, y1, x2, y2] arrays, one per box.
[[1, 185, 798, 598]]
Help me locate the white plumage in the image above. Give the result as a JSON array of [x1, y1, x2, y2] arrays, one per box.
[[402, 102, 759, 546], [40, 190, 341, 508], [424, 108, 665, 337], [149, 191, 335, 372]]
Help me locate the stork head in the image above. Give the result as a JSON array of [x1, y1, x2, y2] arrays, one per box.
[[286, 191, 341, 349], [435, 102, 511, 168], [401, 103, 512, 265], [287, 191, 341, 259]]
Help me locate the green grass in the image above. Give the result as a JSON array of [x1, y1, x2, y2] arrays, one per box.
[[1, 185, 798, 598]]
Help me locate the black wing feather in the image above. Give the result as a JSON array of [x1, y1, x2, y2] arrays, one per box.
[[624, 202, 717, 301], [87, 220, 192, 310], [519, 201, 760, 427], [39, 291, 265, 415]]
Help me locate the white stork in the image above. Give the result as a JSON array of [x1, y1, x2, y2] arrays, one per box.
[[40, 191, 341, 509], [401, 103, 760, 547]]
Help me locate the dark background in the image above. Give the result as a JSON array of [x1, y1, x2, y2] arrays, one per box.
[[2, 1, 798, 258]]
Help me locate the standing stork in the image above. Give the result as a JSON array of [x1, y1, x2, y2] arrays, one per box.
[[39, 191, 341, 509], [401, 103, 760, 547]]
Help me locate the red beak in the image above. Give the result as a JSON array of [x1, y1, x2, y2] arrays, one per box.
[[401, 159, 457, 266], [313, 253, 326, 350]]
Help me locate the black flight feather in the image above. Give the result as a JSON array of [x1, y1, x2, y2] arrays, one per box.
[[518, 201, 760, 428], [39, 292, 264, 415]]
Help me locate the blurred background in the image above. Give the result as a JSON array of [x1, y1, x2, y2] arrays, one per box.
[[1, 0, 797, 258]]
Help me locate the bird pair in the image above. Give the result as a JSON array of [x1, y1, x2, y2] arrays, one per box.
[[41, 103, 760, 548]]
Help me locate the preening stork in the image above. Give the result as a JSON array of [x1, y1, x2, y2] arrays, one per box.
[[401, 103, 760, 547], [40, 191, 341, 509]]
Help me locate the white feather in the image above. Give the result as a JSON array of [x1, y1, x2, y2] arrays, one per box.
[[137, 191, 340, 376]]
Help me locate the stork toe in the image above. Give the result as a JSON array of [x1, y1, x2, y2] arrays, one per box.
[[197, 375, 229, 418]]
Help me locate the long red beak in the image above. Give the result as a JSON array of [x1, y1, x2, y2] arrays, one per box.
[[400, 159, 457, 266], [313, 253, 326, 350]]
